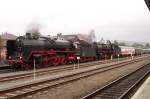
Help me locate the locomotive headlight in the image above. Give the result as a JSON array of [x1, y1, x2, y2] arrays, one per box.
[[9, 56, 12, 59], [20, 56, 22, 59]]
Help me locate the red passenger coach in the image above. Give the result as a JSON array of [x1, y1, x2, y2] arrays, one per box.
[[119, 46, 143, 56]]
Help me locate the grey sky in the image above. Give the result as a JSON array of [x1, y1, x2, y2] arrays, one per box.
[[0, 0, 149, 42]]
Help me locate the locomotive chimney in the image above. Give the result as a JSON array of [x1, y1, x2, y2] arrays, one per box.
[[26, 33, 32, 39]]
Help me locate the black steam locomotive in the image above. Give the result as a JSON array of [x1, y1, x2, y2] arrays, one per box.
[[7, 33, 121, 70]]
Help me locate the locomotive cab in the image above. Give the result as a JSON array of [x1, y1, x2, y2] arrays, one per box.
[[6, 40, 16, 59]]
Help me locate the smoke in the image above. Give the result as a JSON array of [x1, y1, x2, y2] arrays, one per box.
[[26, 19, 42, 34], [88, 29, 97, 43]]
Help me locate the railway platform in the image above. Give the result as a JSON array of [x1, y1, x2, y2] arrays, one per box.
[[132, 76, 150, 99]]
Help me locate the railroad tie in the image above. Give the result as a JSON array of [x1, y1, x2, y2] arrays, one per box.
[[23, 88, 34, 92], [5, 93, 16, 96], [31, 86, 40, 90], [15, 90, 27, 94], [0, 96, 7, 99], [38, 85, 48, 88]]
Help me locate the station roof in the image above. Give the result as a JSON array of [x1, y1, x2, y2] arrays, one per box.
[[1, 33, 17, 40], [60, 34, 90, 42]]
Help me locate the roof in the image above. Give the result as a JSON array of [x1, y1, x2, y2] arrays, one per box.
[[77, 34, 90, 41], [145, 0, 150, 11], [60, 34, 78, 41], [1, 33, 17, 40], [60, 34, 90, 42]]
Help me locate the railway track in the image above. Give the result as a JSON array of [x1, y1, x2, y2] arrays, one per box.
[[0, 59, 113, 82], [0, 56, 144, 83], [0, 69, 14, 74], [82, 62, 150, 99], [0, 55, 144, 75], [0, 65, 13, 74], [0, 56, 149, 99]]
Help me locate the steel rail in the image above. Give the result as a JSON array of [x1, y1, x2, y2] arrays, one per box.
[[0, 57, 147, 99]]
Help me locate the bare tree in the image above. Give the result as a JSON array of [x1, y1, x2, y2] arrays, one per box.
[[99, 37, 105, 44], [132, 43, 144, 48], [145, 43, 150, 48], [119, 42, 126, 46], [113, 40, 119, 45]]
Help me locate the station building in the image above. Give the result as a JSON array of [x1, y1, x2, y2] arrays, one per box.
[[0, 33, 17, 61]]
